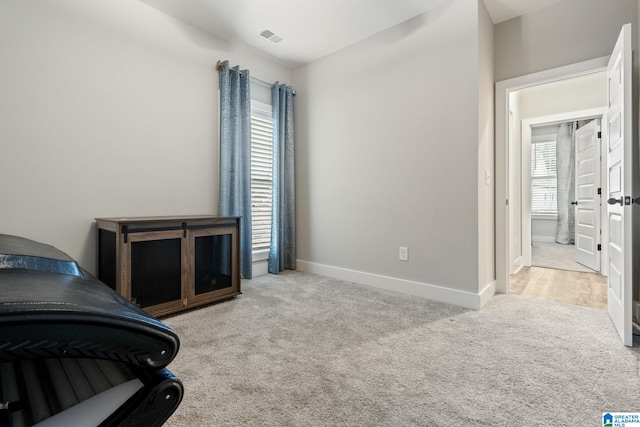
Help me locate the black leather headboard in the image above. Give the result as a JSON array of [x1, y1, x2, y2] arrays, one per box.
[[0, 234, 183, 427]]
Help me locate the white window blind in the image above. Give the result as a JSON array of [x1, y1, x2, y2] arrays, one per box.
[[531, 139, 557, 214], [250, 102, 273, 251]]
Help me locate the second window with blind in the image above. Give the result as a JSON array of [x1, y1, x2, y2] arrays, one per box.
[[250, 100, 274, 258], [530, 127, 557, 216]]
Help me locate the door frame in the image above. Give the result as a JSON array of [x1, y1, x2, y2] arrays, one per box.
[[495, 56, 610, 294], [520, 109, 608, 274]]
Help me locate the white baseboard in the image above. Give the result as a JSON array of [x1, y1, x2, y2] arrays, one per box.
[[511, 256, 523, 275], [479, 280, 496, 308], [297, 260, 495, 310]]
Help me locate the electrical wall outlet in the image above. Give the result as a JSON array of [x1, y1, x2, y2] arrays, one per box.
[[399, 247, 409, 261]]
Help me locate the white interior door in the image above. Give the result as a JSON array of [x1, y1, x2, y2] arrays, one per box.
[[606, 24, 633, 346], [574, 119, 601, 271]]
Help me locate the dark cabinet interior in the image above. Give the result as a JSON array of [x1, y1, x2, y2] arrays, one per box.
[[194, 233, 233, 295], [131, 238, 182, 308]]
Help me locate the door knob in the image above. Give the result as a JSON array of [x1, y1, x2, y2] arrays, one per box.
[[570, 201, 578, 205], [608, 197, 623, 205]]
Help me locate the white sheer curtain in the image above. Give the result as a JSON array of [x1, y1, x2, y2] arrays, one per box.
[[555, 122, 575, 244]]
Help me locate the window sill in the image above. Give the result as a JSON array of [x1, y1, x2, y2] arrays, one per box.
[[532, 214, 557, 221], [253, 249, 269, 262]]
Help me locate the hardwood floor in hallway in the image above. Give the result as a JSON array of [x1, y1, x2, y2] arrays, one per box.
[[509, 266, 607, 310]]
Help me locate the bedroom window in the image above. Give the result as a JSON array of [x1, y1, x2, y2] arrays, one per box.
[[250, 101, 273, 253], [530, 138, 557, 215]]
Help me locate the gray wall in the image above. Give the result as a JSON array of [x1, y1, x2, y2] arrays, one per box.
[[478, 0, 495, 291], [292, 0, 483, 298], [494, 0, 638, 81], [0, 0, 291, 272]]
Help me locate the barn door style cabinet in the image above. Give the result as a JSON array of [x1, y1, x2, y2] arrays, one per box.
[[96, 216, 241, 317]]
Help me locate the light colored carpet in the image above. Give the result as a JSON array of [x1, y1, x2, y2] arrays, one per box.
[[532, 242, 595, 273], [163, 272, 640, 426]]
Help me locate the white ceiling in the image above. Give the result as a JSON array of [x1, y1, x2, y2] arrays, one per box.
[[140, 0, 567, 69]]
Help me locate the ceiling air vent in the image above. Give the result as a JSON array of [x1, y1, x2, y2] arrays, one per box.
[[258, 29, 284, 45]]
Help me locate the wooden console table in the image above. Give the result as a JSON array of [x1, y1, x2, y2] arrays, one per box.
[[96, 215, 241, 317]]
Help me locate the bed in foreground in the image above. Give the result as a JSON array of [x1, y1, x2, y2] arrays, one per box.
[[0, 234, 183, 427]]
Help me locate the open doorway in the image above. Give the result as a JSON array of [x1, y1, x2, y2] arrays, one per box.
[[506, 73, 607, 273], [500, 65, 609, 309], [521, 113, 608, 273], [510, 110, 609, 309], [497, 25, 635, 346]]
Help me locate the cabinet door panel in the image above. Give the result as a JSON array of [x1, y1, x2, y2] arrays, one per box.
[[126, 230, 185, 315], [131, 239, 182, 308], [194, 233, 233, 295], [189, 226, 240, 305]]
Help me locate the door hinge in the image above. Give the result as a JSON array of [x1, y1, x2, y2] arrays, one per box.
[[598, 131, 602, 139], [597, 244, 602, 251], [597, 187, 601, 195]]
